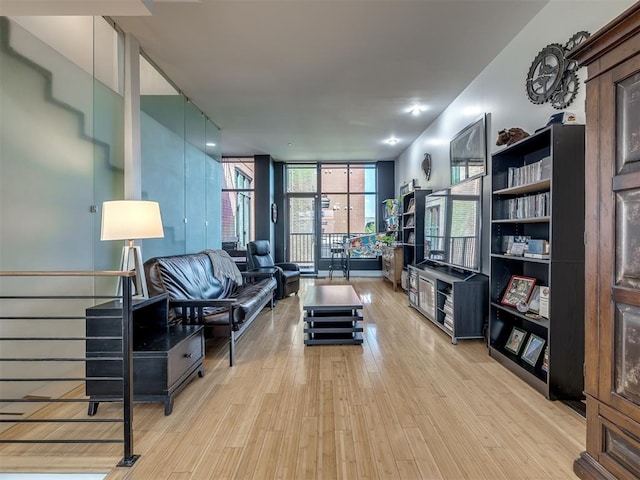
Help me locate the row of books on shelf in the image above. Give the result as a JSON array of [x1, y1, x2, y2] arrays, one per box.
[[505, 192, 550, 219], [501, 274, 549, 319], [442, 293, 454, 332], [443, 314, 454, 333], [504, 326, 549, 372], [406, 198, 415, 214], [507, 157, 551, 188]]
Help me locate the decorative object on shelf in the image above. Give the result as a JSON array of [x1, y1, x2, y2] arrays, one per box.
[[100, 200, 165, 299], [544, 111, 576, 128], [502, 235, 531, 255], [421, 153, 432, 181], [509, 242, 527, 257], [521, 334, 546, 367], [271, 202, 278, 223], [525, 31, 590, 109], [399, 179, 419, 197], [528, 286, 541, 313], [501, 275, 537, 307], [538, 286, 550, 318], [450, 113, 487, 185], [496, 127, 530, 146], [505, 327, 527, 355]]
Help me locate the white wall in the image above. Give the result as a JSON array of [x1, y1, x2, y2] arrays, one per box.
[[396, 0, 635, 192]]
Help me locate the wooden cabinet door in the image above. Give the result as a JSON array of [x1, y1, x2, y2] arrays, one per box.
[[596, 56, 640, 424]]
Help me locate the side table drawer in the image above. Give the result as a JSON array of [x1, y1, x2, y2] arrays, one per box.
[[168, 330, 204, 387]]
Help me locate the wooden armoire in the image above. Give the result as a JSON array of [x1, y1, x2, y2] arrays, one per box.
[[570, 5, 640, 480]]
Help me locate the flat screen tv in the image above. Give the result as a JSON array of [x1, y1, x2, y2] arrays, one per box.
[[423, 176, 482, 273]]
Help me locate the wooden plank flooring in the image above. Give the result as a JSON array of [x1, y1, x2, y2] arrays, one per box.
[[0, 277, 585, 479]]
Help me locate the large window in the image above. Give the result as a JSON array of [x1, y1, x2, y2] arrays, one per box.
[[321, 163, 376, 258], [222, 157, 254, 249]]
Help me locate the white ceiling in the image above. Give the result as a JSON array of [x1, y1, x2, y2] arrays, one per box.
[[9, 0, 552, 162]]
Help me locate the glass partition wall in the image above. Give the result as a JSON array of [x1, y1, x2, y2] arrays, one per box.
[[0, 15, 125, 414], [139, 54, 222, 259]]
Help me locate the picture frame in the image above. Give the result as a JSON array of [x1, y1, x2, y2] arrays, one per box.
[[521, 334, 546, 367], [501, 275, 537, 307], [450, 113, 487, 185], [505, 327, 527, 355], [528, 285, 541, 313]]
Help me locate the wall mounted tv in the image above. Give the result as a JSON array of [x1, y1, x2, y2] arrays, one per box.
[[423, 176, 482, 273]]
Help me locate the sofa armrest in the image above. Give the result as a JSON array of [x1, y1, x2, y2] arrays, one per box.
[[170, 298, 235, 307], [275, 262, 299, 272], [243, 267, 277, 283], [169, 298, 236, 326]]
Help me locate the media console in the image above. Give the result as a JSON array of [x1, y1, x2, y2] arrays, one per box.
[[408, 263, 488, 344]]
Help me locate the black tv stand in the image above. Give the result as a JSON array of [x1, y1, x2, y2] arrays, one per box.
[[407, 264, 488, 344]]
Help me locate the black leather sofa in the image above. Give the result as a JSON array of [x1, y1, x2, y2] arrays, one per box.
[[144, 250, 277, 366], [246, 240, 300, 299]]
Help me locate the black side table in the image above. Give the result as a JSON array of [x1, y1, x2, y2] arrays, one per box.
[[86, 294, 205, 415]]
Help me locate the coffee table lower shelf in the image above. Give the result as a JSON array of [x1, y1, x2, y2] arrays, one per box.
[[303, 310, 364, 345]]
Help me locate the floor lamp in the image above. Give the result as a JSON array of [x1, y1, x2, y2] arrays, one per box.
[[101, 200, 164, 299]]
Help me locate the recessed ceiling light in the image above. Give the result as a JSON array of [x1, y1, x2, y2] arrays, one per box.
[[206, 142, 216, 147], [385, 137, 399, 145], [408, 104, 427, 116], [288, 142, 293, 147]]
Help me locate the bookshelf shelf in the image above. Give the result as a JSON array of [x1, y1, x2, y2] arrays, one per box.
[[493, 179, 550, 196], [490, 253, 550, 264], [489, 124, 585, 401], [492, 217, 550, 224]]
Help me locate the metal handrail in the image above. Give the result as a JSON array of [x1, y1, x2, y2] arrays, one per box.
[[0, 270, 139, 466]]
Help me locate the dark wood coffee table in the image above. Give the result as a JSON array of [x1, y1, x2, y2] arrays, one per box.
[[302, 285, 363, 345]]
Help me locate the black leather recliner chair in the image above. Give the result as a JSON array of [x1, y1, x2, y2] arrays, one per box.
[[246, 240, 300, 299]]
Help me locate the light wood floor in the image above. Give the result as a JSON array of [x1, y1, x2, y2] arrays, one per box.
[[0, 277, 585, 479]]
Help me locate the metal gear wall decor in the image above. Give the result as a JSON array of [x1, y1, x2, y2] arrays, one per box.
[[551, 71, 579, 109], [526, 43, 565, 105], [525, 31, 590, 109]]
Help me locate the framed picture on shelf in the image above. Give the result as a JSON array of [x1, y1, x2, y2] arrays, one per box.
[[521, 334, 546, 367], [505, 327, 527, 355], [501, 275, 537, 307], [450, 113, 487, 185], [528, 286, 541, 313]]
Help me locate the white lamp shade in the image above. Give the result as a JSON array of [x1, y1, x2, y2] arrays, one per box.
[[101, 200, 164, 241]]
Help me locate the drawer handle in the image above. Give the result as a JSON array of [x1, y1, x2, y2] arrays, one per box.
[[183, 353, 192, 358]]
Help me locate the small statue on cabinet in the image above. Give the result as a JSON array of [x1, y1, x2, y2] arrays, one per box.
[[496, 127, 530, 146]]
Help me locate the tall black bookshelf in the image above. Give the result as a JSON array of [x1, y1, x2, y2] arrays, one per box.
[[488, 124, 585, 401], [401, 189, 430, 267]]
